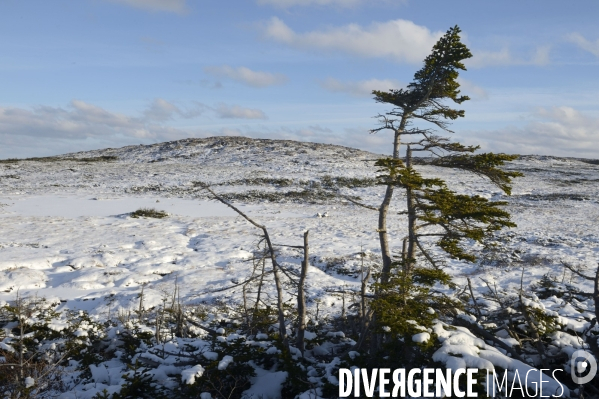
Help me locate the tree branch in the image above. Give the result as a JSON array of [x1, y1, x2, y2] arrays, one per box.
[[561, 261, 595, 281]]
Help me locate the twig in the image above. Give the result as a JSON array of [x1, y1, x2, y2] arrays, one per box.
[[467, 277, 482, 319], [340, 195, 379, 211]]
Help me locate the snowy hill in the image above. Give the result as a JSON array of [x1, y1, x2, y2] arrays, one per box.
[[64, 136, 377, 165], [1, 137, 598, 397]]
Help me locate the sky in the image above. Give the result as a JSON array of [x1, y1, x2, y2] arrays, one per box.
[[1, 0, 599, 159]]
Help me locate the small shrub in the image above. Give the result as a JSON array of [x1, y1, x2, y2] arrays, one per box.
[[75, 156, 118, 162], [110, 361, 166, 399], [0, 155, 116, 164], [130, 208, 168, 219], [320, 175, 377, 189], [18, 156, 64, 162], [219, 189, 349, 204], [215, 177, 294, 187], [579, 158, 599, 165]]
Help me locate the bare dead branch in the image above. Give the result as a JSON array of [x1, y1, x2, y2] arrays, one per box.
[[467, 277, 482, 319], [198, 182, 289, 350], [560, 261, 595, 281], [341, 195, 379, 211]]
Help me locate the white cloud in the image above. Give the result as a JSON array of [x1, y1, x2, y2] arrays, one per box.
[[0, 99, 269, 158], [567, 33, 599, 57], [257, 0, 406, 8], [319, 77, 487, 102], [267, 17, 551, 68], [320, 78, 403, 97], [143, 98, 179, 121], [0, 99, 402, 158], [143, 98, 206, 121], [258, 0, 365, 7], [204, 65, 287, 88], [456, 78, 488, 101], [329, 127, 388, 154], [140, 36, 166, 53], [262, 17, 442, 64], [532, 45, 551, 65], [468, 48, 512, 67], [215, 104, 268, 120], [0, 101, 146, 140], [105, 0, 187, 13], [0, 99, 261, 145], [471, 106, 599, 158], [468, 45, 551, 68], [0, 99, 206, 143]]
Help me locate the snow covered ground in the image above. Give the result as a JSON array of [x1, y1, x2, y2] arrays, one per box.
[[1, 136, 598, 397]]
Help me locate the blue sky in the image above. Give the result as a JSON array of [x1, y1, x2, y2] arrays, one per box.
[[1, 0, 599, 159]]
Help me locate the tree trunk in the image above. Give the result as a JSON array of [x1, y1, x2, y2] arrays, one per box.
[[405, 146, 417, 274], [379, 127, 404, 283], [253, 257, 266, 323], [594, 264, 599, 322], [378, 184, 394, 284], [18, 299, 24, 383], [296, 231, 309, 354], [262, 228, 289, 351], [361, 266, 371, 328]]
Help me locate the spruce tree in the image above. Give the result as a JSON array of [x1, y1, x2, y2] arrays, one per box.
[[370, 25, 522, 283], [363, 26, 522, 355]]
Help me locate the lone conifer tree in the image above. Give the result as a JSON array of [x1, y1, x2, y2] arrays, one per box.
[[371, 25, 522, 284]]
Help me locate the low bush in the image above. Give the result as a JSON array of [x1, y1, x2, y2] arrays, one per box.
[[130, 208, 169, 219]]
